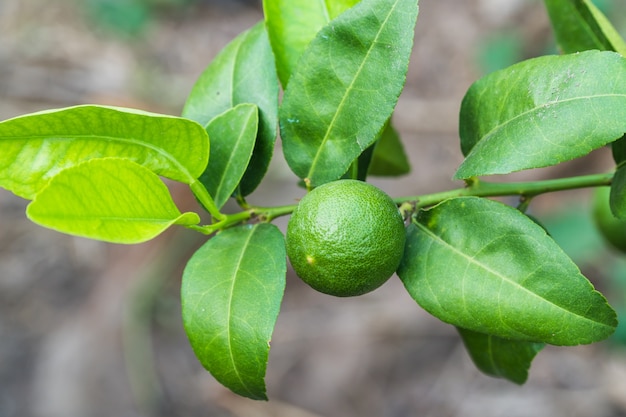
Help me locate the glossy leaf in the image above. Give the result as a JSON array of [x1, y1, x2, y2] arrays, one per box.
[[263, 0, 360, 87], [544, 0, 626, 55], [201, 104, 258, 209], [455, 50, 626, 179], [0, 105, 209, 199], [397, 197, 617, 346], [181, 223, 286, 400], [26, 158, 200, 244], [457, 327, 544, 385], [280, 0, 419, 187], [368, 121, 410, 176], [182, 22, 278, 196]]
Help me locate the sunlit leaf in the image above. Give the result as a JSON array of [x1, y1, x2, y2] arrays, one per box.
[[0, 105, 209, 199], [280, 0, 419, 187], [263, 0, 360, 87], [181, 223, 286, 400], [455, 50, 626, 179], [26, 158, 199, 244], [397, 197, 617, 346]]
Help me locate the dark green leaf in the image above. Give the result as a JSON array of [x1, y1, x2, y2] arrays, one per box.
[[611, 136, 626, 217], [457, 327, 544, 385], [368, 121, 410, 176], [610, 168, 626, 219], [201, 104, 258, 209], [345, 141, 376, 181], [181, 223, 286, 400], [26, 158, 200, 244], [280, 0, 419, 187], [263, 0, 360, 87], [612, 134, 626, 164], [182, 22, 279, 196], [0, 105, 209, 199], [544, 0, 626, 55], [455, 50, 626, 179], [397, 197, 617, 346]]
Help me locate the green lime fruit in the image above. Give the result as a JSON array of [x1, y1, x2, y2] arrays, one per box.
[[286, 179, 406, 297], [592, 186, 626, 253]]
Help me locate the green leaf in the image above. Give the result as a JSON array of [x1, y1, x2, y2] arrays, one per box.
[[544, 0, 626, 55], [181, 223, 286, 400], [182, 21, 279, 196], [280, 0, 419, 187], [455, 50, 626, 180], [368, 121, 410, 176], [457, 327, 544, 385], [610, 167, 626, 218], [611, 135, 626, 218], [263, 0, 360, 87], [613, 134, 626, 164], [201, 104, 258, 209], [397, 196, 617, 346], [0, 105, 209, 199], [26, 158, 199, 244]]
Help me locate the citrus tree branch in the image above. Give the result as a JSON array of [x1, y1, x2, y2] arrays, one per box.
[[395, 172, 614, 209]]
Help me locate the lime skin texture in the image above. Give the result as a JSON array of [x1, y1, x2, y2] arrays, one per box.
[[286, 179, 406, 297]]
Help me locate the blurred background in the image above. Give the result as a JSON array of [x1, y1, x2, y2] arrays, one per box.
[[2, 0, 626, 416]]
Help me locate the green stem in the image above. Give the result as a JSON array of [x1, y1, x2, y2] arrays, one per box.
[[186, 210, 253, 235], [189, 180, 226, 221], [252, 203, 298, 222], [394, 172, 613, 208], [186, 172, 614, 235]]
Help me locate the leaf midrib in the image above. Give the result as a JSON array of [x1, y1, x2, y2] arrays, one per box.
[[225, 225, 259, 397], [476, 92, 626, 148], [306, 0, 401, 180], [3, 133, 196, 183], [415, 220, 611, 329]]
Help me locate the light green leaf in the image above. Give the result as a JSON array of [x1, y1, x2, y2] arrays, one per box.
[[280, 0, 419, 187], [181, 223, 286, 400], [457, 327, 544, 385], [182, 21, 278, 196], [201, 104, 258, 209], [26, 158, 199, 244], [544, 0, 626, 56], [455, 50, 626, 180], [368, 121, 410, 176], [397, 197, 617, 346], [0, 105, 209, 199], [263, 0, 360, 87]]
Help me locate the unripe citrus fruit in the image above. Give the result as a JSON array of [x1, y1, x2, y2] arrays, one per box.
[[286, 179, 406, 297], [592, 186, 626, 253]]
